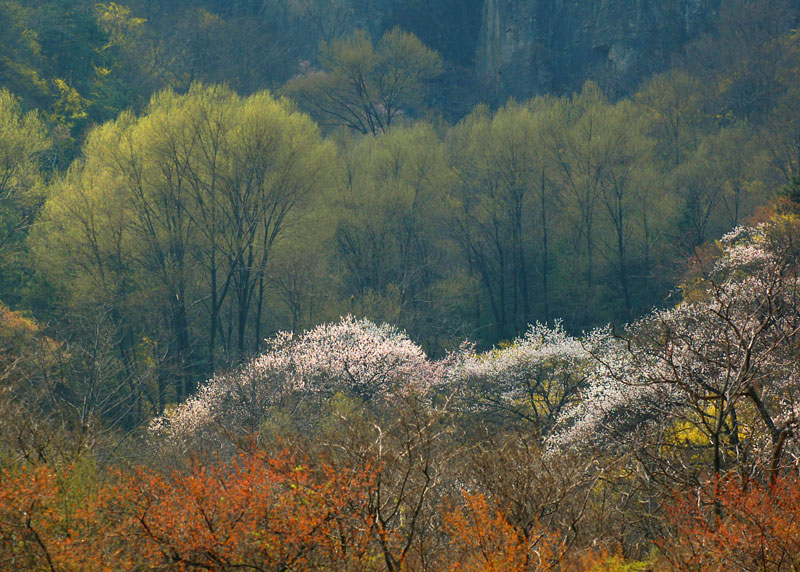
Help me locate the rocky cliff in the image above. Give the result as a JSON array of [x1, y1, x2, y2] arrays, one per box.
[[476, 0, 721, 101]]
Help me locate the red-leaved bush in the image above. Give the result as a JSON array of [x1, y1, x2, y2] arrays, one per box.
[[0, 450, 377, 571], [663, 475, 800, 571]]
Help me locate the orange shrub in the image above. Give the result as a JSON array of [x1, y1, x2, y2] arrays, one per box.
[[101, 449, 377, 570], [0, 450, 378, 571], [442, 491, 563, 572], [663, 475, 800, 571], [0, 463, 68, 570]]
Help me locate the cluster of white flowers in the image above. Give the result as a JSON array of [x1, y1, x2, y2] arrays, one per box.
[[271, 316, 433, 396], [714, 223, 776, 273], [446, 323, 592, 433], [548, 218, 800, 466], [150, 316, 439, 445], [546, 322, 682, 451], [152, 219, 800, 470]]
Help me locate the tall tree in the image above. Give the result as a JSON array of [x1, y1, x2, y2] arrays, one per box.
[[333, 123, 459, 345], [449, 101, 557, 339], [635, 69, 707, 169], [0, 89, 50, 303], [34, 84, 333, 409], [283, 28, 443, 134]]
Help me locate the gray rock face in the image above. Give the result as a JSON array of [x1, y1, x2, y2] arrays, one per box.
[[477, 0, 720, 101]]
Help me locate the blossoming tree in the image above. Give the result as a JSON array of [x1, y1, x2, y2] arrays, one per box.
[[550, 217, 800, 483], [447, 323, 591, 437], [150, 315, 444, 449]]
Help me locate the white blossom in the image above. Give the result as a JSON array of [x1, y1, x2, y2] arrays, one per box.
[[447, 322, 592, 434], [150, 316, 442, 445], [548, 218, 800, 473]]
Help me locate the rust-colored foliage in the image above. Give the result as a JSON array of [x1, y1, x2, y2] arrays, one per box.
[[2, 449, 663, 571], [0, 463, 68, 570], [0, 462, 109, 570], [663, 475, 800, 571], [0, 450, 377, 571], [442, 491, 563, 572], [101, 449, 377, 570]]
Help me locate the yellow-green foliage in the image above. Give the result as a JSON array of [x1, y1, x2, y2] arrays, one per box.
[[36, 82, 333, 299], [95, 2, 146, 47], [0, 88, 49, 197], [333, 122, 459, 330], [583, 555, 653, 572], [0, 88, 50, 289], [283, 28, 443, 134]]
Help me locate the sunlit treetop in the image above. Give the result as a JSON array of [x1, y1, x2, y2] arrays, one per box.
[[548, 215, 800, 478], [150, 315, 447, 446]]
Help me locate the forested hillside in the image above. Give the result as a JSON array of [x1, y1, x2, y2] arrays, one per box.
[[3, 0, 800, 570]]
